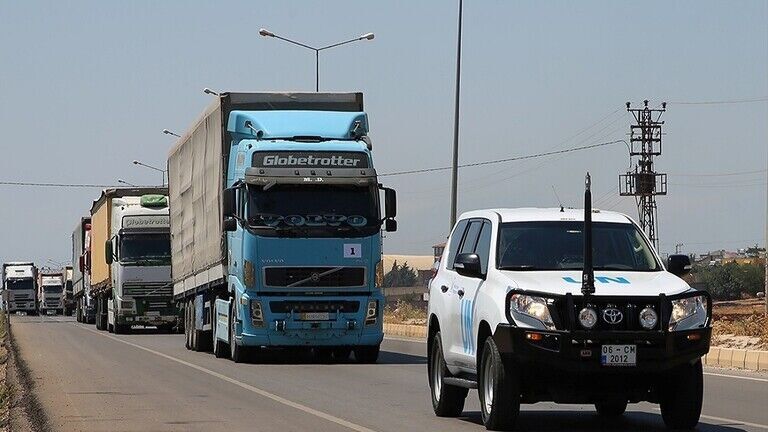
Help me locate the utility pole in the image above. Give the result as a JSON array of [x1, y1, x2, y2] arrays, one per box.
[[620, 100, 668, 251], [764, 146, 767, 316], [449, 0, 463, 230]]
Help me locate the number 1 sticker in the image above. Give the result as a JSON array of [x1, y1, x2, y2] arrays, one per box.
[[344, 244, 361, 258]]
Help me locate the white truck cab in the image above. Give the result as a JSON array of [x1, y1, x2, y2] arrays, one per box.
[[428, 204, 711, 431]]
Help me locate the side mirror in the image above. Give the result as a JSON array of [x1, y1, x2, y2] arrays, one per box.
[[223, 217, 238, 232], [667, 254, 692, 277], [385, 218, 397, 232], [384, 188, 397, 219], [78, 256, 84, 273], [105, 240, 113, 265], [222, 187, 236, 218], [454, 253, 483, 278]]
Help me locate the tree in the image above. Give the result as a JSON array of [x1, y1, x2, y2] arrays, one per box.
[[692, 261, 764, 300], [383, 260, 418, 287]]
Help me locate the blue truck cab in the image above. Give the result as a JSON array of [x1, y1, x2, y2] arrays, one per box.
[[170, 93, 396, 363]]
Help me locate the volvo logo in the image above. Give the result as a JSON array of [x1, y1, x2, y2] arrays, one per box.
[[310, 273, 321, 282], [602, 307, 623, 324]]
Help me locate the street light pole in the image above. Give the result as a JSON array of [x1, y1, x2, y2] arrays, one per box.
[[259, 28, 374, 92], [132, 160, 167, 187], [449, 0, 464, 229]]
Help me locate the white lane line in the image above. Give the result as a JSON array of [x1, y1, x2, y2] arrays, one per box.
[[75, 324, 377, 432], [385, 337, 768, 383], [703, 371, 768, 383]]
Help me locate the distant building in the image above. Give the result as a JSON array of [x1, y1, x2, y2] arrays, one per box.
[[382, 255, 436, 286], [433, 242, 446, 263]]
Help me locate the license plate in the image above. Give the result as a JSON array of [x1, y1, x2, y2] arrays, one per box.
[[300, 312, 330, 321], [601, 344, 636, 366], [146, 311, 160, 316]]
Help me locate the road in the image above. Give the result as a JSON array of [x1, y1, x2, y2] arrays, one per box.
[[9, 315, 768, 432]]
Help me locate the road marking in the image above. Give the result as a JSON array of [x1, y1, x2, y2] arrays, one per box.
[[703, 371, 768, 383], [75, 324, 377, 432], [385, 337, 768, 383]]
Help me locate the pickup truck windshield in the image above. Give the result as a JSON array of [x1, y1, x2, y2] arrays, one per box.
[[43, 285, 63, 294], [7, 279, 33, 290], [497, 221, 660, 271], [120, 233, 171, 266], [247, 184, 379, 237]]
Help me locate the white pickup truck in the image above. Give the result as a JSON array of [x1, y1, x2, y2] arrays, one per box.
[[427, 195, 711, 430]]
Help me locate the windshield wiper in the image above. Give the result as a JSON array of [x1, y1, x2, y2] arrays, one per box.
[[498, 265, 541, 271]]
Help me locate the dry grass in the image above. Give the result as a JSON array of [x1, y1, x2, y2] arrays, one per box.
[[712, 312, 768, 350], [384, 299, 427, 326]]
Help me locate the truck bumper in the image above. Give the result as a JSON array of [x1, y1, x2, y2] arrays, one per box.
[[492, 323, 711, 403]]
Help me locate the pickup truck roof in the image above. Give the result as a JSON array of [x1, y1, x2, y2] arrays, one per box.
[[458, 208, 634, 224]]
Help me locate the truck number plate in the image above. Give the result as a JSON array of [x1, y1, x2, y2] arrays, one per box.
[[300, 312, 330, 321], [601, 345, 636, 366]]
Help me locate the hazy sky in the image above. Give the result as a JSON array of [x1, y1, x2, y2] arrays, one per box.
[[1, 1, 766, 266]]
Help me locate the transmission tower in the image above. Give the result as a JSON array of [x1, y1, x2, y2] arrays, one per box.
[[619, 100, 668, 250]]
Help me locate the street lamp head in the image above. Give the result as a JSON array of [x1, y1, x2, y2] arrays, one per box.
[[162, 129, 181, 137], [360, 32, 375, 41], [259, 28, 275, 37], [203, 87, 219, 96], [132, 160, 139, 165]]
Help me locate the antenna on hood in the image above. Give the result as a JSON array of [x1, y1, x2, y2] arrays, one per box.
[[582, 172, 595, 296]]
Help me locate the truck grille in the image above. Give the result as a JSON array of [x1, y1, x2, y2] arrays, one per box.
[[123, 282, 172, 297], [269, 300, 360, 313], [12, 294, 30, 300], [264, 267, 365, 288]]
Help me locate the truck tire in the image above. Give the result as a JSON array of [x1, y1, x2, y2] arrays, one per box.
[[190, 300, 200, 351], [184, 300, 191, 350], [429, 331, 468, 417], [114, 323, 129, 334], [354, 345, 380, 364], [595, 399, 628, 417], [229, 302, 245, 363], [660, 359, 703, 430], [479, 337, 519, 431], [95, 299, 103, 330]]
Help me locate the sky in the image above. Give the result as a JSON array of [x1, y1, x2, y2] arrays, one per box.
[[0, 0, 766, 266]]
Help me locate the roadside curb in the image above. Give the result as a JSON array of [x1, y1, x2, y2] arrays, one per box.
[[383, 323, 768, 371]]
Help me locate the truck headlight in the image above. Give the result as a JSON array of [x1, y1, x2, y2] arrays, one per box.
[[365, 299, 378, 325], [639, 306, 658, 330], [669, 295, 707, 331], [250, 300, 264, 327], [120, 300, 135, 310], [509, 294, 555, 330]]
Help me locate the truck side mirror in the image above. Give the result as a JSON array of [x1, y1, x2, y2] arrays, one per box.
[[222, 187, 236, 218], [384, 188, 397, 219], [78, 256, 84, 273], [385, 218, 397, 232], [667, 254, 692, 277], [105, 240, 113, 265]]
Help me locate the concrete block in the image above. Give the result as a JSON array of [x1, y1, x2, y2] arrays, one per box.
[[758, 351, 768, 371], [731, 349, 747, 369], [717, 348, 734, 368], [744, 350, 760, 371], [705, 347, 720, 367]]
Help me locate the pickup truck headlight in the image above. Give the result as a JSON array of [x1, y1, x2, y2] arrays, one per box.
[[509, 294, 555, 330], [669, 295, 708, 331]]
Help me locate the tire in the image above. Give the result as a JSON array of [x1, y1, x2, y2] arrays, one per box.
[[660, 359, 703, 430], [229, 302, 245, 363], [333, 347, 352, 361], [428, 331, 468, 417], [190, 300, 199, 351], [479, 337, 519, 431], [184, 300, 191, 350], [354, 345, 380, 364], [114, 323, 129, 334], [595, 399, 628, 417], [76, 301, 82, 322]]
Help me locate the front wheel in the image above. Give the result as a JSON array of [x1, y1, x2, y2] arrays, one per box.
[[429, 331, 468, 417], [354, 345, 380, 364], [479, 337, 519, 431], [595, 399, 628, 417], [660, 359, 703, 430]]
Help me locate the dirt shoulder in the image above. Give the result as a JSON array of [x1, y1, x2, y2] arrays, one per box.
[[5, 315, 49, 432]]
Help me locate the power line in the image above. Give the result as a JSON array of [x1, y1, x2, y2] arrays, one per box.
[[669, 96, 768, 105], [379, 139, 626, 177], [673, 168, 767, 177], [0, 181, 118, 188]]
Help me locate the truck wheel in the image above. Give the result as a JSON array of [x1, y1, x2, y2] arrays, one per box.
[[95, 300, 101, 329], [184, 300, 191, 350], [660, 359, 703, 430], [114, 323, 129, 334], [190, 300, 200, 351], [354, 345, 380, 364], [479, 337, 519, 431], [429, 331, 468, 417], [229, 302, 245, 363], [595, 399, 628, 417]]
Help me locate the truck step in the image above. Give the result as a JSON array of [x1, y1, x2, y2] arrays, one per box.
[[444, 377, 478, 389]]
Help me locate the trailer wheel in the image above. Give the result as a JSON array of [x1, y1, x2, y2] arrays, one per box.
[[429, 331, 468, 417], [229, 301, 245, 363], [660, 359, 703, 430], [478, 336, 519, 431]]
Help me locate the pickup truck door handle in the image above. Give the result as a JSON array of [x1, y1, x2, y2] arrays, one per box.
[[440, 285, 449, 293], [457, 289, 465, 298]]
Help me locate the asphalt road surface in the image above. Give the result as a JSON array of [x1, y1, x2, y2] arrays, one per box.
[[10, 315, 768, 432]]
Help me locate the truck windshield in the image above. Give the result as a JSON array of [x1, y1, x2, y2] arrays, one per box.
[[497, 221, 660, 271], [7, 279, 33, 290], [247, 184, 379, 238], [120, 233, 171, 266], [43, 285, 63, 294]]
